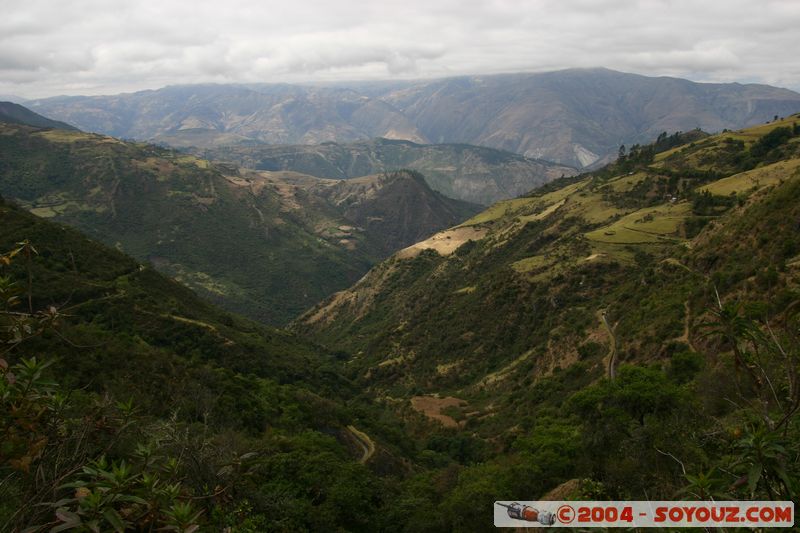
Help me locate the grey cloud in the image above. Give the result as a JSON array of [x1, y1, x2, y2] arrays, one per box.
[[1, 0, 799, 98]]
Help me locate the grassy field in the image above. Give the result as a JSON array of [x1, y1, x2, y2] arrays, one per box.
[[585, 202, 690, 244], [175, 154, 211, 169], [460, 196, 539, 225], [605, 171, 647, 192], [33, 129, 116, 144], [518, 198, 566, 222], [700, 158, 800, 195], [724, 116, 800, 141], [461, 181, 588, 226], [511, 254, 552, 273], [570, 192, 628, 224]]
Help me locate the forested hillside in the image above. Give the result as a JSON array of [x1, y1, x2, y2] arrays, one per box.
[[0, 101, 77, 131], [3, 116, 800, 532], [0, 123, 476, 324], [0, 200, 421, 531], [293, 117, 800, 528]]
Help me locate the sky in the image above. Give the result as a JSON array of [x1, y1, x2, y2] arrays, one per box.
[[2, 0, 799, 99]]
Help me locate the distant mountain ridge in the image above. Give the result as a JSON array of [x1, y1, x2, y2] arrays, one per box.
[[378, 69, 800, 167], [26, 68, 800, 168], [28, 84, 425, 146], [198, 138, 576, 205]]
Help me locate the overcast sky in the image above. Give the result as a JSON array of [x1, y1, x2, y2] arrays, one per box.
[[2, 0, 799, 99]]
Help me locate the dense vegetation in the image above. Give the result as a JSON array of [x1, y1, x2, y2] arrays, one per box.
[[0, 123, 475, 324], [295, 116, 800, 529], [3, 115, 800, 531], [0, 199, 426, 531]]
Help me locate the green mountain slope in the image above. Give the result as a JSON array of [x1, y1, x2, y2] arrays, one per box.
[[270, 169, 480, 256], [197, 138, 576, 205], [0, 101, 78, 130], [0, 199, 416, 530], [291, 118, 800, 524], [0, 122, 477, 324], [297, 117, 800, 394]]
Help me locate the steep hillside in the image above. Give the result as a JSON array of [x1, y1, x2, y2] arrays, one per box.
[[290, 116, 800, 526], [27, 69, 800, 168], [198, 138, 576, 205], [296, 115, 800, 426], [4, 117, 800, 531], [269, 169, 480, 256], [0, 101, 77, 130], [0, 123, 474, 324], [0, 199, 415, 531]]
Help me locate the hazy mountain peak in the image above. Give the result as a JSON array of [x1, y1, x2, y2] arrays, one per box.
[[26, 69, 800, 169]]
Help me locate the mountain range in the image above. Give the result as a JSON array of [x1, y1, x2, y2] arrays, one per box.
[[2, 98, 800, 530], [26, 68, 800, 168], [0, 117, 477, 324], [196, 138, 575, 205]]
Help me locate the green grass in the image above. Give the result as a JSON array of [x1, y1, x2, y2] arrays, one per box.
[[511, 254, 552, 273], [585, 202, 690, 244], [461, 197, 539, 225], [33, 129, 111, 144], [175, 154, 211, 169], [585, 225, 664, 244], [605, 171, 647, 192], [700, 158, 800, 195], [462, 181, 588, 226], [570, 193, 628, 224]]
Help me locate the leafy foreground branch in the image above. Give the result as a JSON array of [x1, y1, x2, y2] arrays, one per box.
[[1, 242, 210, 531]]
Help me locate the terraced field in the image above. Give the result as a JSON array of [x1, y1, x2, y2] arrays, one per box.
[[700, 158, 800, 195], [585, 202, 690, 243]]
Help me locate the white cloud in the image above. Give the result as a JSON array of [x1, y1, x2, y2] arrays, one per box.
[[1, 0, 799, 98]]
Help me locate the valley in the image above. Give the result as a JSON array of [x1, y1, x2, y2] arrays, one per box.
[[0, 121, 478, 324], [2, 99, 800, 532], [194, 138, 576, 205], [4, 0, 800, 528], [297, 117, 800, 394]]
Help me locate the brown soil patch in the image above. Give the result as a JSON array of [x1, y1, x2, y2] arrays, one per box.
[[302, 290, 355, 325], [396, 226, 487, 259], [410, 395, 466, 428]]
